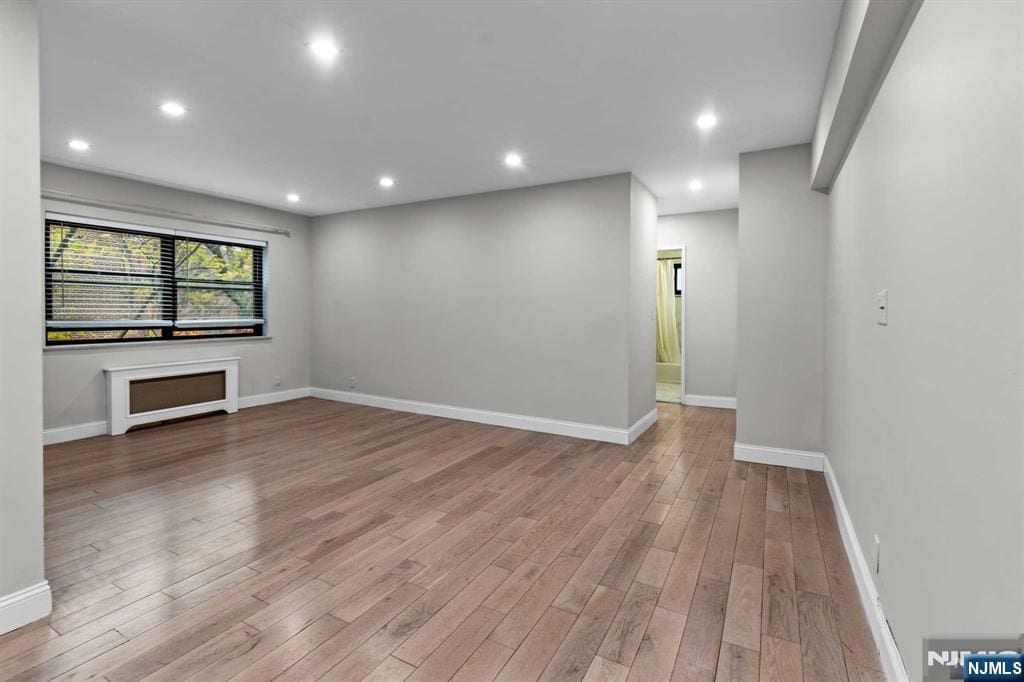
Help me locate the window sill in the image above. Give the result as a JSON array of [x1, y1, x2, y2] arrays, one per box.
[[43, 336, 273, 352]]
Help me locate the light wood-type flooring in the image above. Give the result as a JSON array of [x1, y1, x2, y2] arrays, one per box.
[[0, 398, 882, 681]]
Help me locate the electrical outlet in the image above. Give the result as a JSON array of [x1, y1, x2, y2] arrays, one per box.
[[273, 376, 282, 388], [349, 376, 357, 390], [877, 289, 888, 326]]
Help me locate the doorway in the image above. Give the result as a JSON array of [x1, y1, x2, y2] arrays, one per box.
[[656, 247, 684, 403]]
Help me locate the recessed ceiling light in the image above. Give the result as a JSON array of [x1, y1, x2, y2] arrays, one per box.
[[286, 193, 301, 203], [688, 179, 704, 192], [695, 112, 718, 130], [309, 38, 339, 64], [160, 101, 187, 117], [67, 139, 90, 152], [379, 176, 395, 188], [504, 152, 523, 168]]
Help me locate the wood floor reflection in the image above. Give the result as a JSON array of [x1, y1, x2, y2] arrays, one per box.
[[0, 398, 881, 681]]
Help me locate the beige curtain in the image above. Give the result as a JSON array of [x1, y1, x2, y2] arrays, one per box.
[[656, 260, 680, 364]]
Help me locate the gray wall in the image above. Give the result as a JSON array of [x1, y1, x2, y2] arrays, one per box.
[[658, 208, 738, 399], [311, 174, 644, 430], [41, 164, 313, 429], [737, 145, 827, 452], [628, 177, 657, 424], [825, 1, 1023, 677], [1, 0, 46, 612]]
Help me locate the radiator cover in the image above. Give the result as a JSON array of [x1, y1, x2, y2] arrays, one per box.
[[104, 357, 239, 435]]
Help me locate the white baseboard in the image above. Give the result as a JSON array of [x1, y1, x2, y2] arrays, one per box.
[[45, 387, 314, 445], [627, 408, 659, 444], [732, 440, 907, 681], [732, 442, 825, 471], [238, 386, 313, 409], [823, 457, 908, 682], [684, 394, 737, 409], [0, 581, 51, 635], [311, 387, 649, 445], [43, 386, 645, 446], [43, 421, 107, 446]]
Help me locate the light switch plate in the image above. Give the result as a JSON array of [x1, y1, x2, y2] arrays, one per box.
[[877, 289, 888, 326]]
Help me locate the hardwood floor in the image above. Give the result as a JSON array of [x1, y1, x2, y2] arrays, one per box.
[[0, 398, 883, 681]]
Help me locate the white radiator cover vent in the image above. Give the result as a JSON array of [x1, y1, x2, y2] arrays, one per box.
[[104, 357, 239, 435]]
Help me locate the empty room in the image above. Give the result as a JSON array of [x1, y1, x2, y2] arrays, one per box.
[[1, 1, 1021, 681]]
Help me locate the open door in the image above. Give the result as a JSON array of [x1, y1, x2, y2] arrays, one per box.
[[656, 247, 685, 404]]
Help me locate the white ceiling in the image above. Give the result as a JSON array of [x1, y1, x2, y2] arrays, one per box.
[[39, 1, 840, 217]]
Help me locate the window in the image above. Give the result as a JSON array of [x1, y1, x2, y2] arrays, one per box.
[[45, 216, 265, 345]]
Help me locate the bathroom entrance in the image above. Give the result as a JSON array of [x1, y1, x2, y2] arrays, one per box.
[[656, 248, 684, 403]]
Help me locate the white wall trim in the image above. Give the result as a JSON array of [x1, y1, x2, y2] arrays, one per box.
[[311, 387, 645, 445], [731, 441, 908, 681], [43, 420, 107, 446], [0, 581, 51, 635], [684, 394, 737, 410], [823, 457, 908, 681], [733, 442, 826, 471], [237, 386, 312, 409], [627, 408, 659, 444], [45, 386, 314, 445], [44, 387, 644, 446]]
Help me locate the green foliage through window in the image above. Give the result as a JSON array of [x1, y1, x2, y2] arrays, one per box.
[[45, 219, 265, 345]]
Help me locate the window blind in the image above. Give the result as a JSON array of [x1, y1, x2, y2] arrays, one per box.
[[45, 217, 266, 345]]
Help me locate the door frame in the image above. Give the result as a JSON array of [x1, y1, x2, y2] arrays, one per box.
[[657, 244, 686, 404]]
